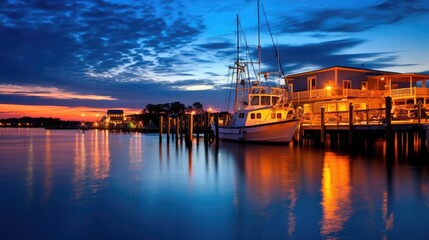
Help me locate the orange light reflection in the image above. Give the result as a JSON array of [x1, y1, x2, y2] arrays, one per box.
[[320, 152, 352, 237]]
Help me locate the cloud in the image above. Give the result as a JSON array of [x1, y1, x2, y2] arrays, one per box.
[[0, 84, 117, 100], [256, 38, 412, 73], [0, 0, 205, 86], [278, 0, 429, 33]]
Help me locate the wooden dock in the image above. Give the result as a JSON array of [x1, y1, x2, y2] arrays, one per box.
[[296, 97, 429, 151]]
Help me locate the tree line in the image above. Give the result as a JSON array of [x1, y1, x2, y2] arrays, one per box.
[[145, 101, 204, 115]]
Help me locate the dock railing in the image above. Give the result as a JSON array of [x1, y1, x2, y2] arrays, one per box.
[[301, 104, 428, 128]]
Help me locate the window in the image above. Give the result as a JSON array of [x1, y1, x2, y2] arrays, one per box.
[[261, 96, 270, 105], [272, 97, 279, 106], [239, 113, 245, 118], [361, 81, 367, 90], [343, 80, 352, 89], [250, 113, 255, 119], [277, 113, 282, 119], [271, 113, 276, 119], [250, 96, 260, 105], [308, 76, 316, 90], [256, 113, 261, 119]]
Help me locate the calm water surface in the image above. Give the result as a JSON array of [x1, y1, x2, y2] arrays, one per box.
[[1, 128, 429, 239]]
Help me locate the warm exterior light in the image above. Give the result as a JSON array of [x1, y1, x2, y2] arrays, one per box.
[[191, 111, 195, 115], [325, 86, 332, 90], [81, 113, 85, 116], [208, 108, 212, 112]]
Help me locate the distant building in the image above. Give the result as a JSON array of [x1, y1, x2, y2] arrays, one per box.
[[125, 113, 144, 129], [104, 110, 124, 128]]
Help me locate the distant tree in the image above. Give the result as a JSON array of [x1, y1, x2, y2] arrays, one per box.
[[193, 102, 204, 114], [169, 101, 186, 114], [186, 105, 194, 113]]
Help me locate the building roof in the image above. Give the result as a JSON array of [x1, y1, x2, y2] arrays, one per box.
[[371, 73, 429, 83], [285, 65, 398, 79], [107, 110, 124, 114]]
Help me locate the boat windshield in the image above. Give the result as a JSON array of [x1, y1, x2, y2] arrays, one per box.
[[248, 86, 285, 107]]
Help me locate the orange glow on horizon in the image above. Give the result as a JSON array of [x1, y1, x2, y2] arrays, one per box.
[[0, 104, 141, 122]]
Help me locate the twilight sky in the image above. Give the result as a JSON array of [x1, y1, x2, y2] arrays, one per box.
[[1, 0, 429, 120]]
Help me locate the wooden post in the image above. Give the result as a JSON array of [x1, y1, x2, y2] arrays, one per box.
[[348, 103, 354, 145], [188, 114, 193, 143], [321, 106, 325, 145], [385, 97, 393, 149], [366, 104, 369, 127], [204, 112, 210, 143], [175, 117, 180, 140], [214, 113, 219, 144], [166, 114, 170, 142], [418, 101, 422, 126], [179, 115, 184, 142], [159, 115, 164, 142]]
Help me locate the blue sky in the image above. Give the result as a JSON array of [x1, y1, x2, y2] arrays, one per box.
[[1, 0, 429, 119]]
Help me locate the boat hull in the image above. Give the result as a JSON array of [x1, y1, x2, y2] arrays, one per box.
[[216, 119, 300, 143]]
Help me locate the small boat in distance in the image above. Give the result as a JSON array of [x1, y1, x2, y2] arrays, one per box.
[[213, 2, 300, 143]]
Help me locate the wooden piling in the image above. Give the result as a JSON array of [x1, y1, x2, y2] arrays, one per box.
[[179, 115, 184, 142], [166, 114, 170, 141], [321, 106, 325, 144], [188, 114, 193, 143], [175, 117, 180, 140], [418, 102, 422, 126], [214, 113, 219, 144], [204, 112, 210, 143], [159, 115, 164, 142], [348, 103, 354, 145], [385, 97, 393, 148]]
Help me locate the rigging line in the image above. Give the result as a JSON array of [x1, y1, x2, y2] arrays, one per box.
[[225, 67, 234, 113], [239, 21, 258, 85], [261, 3, 292, 103], [261, 3, 283, 76]]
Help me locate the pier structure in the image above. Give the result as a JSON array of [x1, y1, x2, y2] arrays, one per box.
[[296, 97, 429, 152]]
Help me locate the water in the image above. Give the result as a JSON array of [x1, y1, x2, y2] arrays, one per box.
[[1, 128, 429, 239]]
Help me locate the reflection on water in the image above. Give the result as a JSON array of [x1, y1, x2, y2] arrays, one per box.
[[44, 130, 52, 199], [320, 152, 352, 237], [26, 133, 34, 203], [73, 130, 111, 200], [1, 128, 429, 239]]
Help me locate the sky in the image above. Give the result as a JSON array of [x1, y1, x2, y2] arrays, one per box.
[[1, 0, 429, 121]]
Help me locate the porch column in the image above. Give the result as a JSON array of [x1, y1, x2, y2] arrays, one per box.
[[335, 68, 338, 88]]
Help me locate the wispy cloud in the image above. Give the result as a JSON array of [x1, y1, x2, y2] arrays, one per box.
[[278, 0, 429, 33], [0, 84, 117, 100]]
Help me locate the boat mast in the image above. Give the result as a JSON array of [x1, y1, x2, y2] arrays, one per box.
[[234, 14, 240, 112], [257, 0, 261, 82]]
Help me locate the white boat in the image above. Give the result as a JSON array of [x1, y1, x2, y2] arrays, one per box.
[[213, 2, 301, 143]]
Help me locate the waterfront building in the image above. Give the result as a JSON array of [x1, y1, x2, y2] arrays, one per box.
[[103, 109, 124, 129], [286, 66, 429, 119]]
